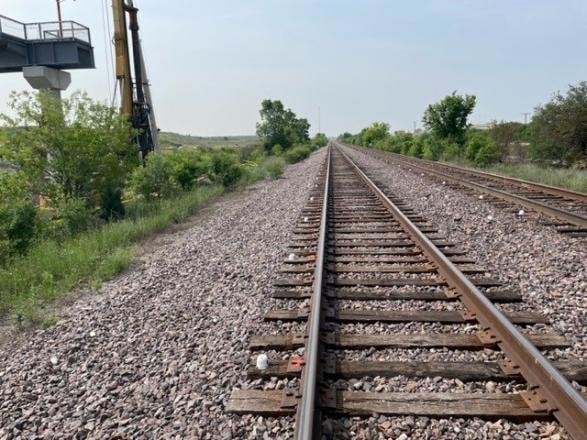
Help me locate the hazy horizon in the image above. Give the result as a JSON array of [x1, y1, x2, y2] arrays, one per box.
[[1, 1, 585, 137]]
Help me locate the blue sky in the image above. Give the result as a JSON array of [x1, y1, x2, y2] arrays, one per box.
[[1, 0, 585, 136]]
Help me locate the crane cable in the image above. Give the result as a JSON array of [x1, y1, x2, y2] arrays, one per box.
[[99, 0, 112, 102], [99, 0, 118, 108]]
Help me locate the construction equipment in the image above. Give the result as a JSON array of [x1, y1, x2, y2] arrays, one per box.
[[112, 0, 159, 158]]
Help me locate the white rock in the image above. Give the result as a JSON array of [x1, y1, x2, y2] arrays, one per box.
[[479, 195, 484, 200], [442, 181, 446, 185], [50, 356, 58, 365], [303, 217, 308, 222], [487, 215, 494, 221], [288, 253, 296, 261], [397, 434, 408, 440], [89, 330, 96, 337], [256, 354, 269, 370], [518, 209, 525, 216]]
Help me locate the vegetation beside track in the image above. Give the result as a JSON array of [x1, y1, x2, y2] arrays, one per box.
[[0, 92, 323, 325], [341, 81, 587, 191]]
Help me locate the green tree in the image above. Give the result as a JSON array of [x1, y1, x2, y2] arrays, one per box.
[[422, 92, 476, 145], [312, 132, 328, 148], [362, 122, 390, 146], [0, 91, 138, 218], [488, 121, 527, 161], [255, 99, 310, 151], [530, 81, 587, 164], [466, 131, 499, 166]]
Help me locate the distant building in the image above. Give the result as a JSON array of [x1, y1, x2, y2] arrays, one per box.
[[471, 123, 492, 130]]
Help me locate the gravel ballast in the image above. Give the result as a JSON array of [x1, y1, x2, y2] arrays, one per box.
[[329, 145, 584, 439], [342, 145, 585, 359], [0, 149, 326, 439]]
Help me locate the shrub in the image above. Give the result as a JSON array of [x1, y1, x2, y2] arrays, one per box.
[[57, 197, 99, 235], [466, 132, 500, 166], [474, 141, 500, 166], [264, 156, 285, 179], [210, 151, 242, 187], [0, 91, 137, 213], [284, 144, 312, 163], [441, 139, 463, 160], [312, 133, 328, 148], [407, 138, 423, 158], [271, 144, 283, 156], [128, 154, 178, 200], [241, 146, 266, 164], [422, 137, 443, 161], [99, 185, 125, 220], [0, 172, 36, 260], [0, 200, 37, 260], [530, 81, 587, 164], [168, 149, 211, 190]]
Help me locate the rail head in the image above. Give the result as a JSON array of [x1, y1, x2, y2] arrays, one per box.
[[345, 143, 587, 229], [293, 145, 331, 439], [333, 141, 587, 440]]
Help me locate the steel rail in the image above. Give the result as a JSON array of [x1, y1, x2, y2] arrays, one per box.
[[293, 146, 331, 439], [347, 144, 587, 229], [378, 148, 587, 202], [426, 158, 586, 202], [335, 142, 587, 440]]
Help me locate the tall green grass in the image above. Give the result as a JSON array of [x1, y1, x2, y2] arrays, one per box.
[[482, 163, 587, 193], [0, 185, 223, 324]]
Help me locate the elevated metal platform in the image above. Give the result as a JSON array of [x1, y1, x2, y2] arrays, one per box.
[[0, 15, 94, 73]]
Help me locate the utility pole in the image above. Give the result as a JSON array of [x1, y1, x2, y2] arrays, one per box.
[[413, 121, 416, 133], [318, 106, 321, 134], [522, 112, 530, 124]]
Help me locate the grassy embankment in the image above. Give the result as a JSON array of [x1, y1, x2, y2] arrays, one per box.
[[481, 163, 587, 193], [0, 146, 296, 326], [0, 185, 222, 325]]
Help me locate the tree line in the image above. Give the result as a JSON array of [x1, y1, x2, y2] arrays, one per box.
[[340, 81, 587, 167], [0, 92, 326, 264]]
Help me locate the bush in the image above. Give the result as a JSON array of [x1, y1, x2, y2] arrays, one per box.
[[440, 139, 463, 160], [57, 197, 99, 235], [474, 141, 500, 166], [168, 149, 211, 190], [0, 91, 137, 213], [210, 150, 243, 187], [530, 81, 587, 165], [407, 138, 423, 158], [271, 144, 283, 156], [466, 132, 500, 166], [128, 154, 178, 200], [264, 156, 285, 179], [241, 146, 266, 164], [284, 144, 312, 163], [0, 172, 36, 260], [99, 185, 125, 220], [0, 200, 37, 260], [312, 133, 328, 148], [465, 132, 487, 161]]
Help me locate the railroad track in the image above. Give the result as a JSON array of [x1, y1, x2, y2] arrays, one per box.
[[227, 145, 586, 439], [343, 143, 587, 237]]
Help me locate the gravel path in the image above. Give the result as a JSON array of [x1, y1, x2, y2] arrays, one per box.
[[0, 149, 326, 439]]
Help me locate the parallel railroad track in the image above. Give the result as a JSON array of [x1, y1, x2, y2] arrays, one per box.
[[345, 143, 587, 237], [227, 145, 587, 439]]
